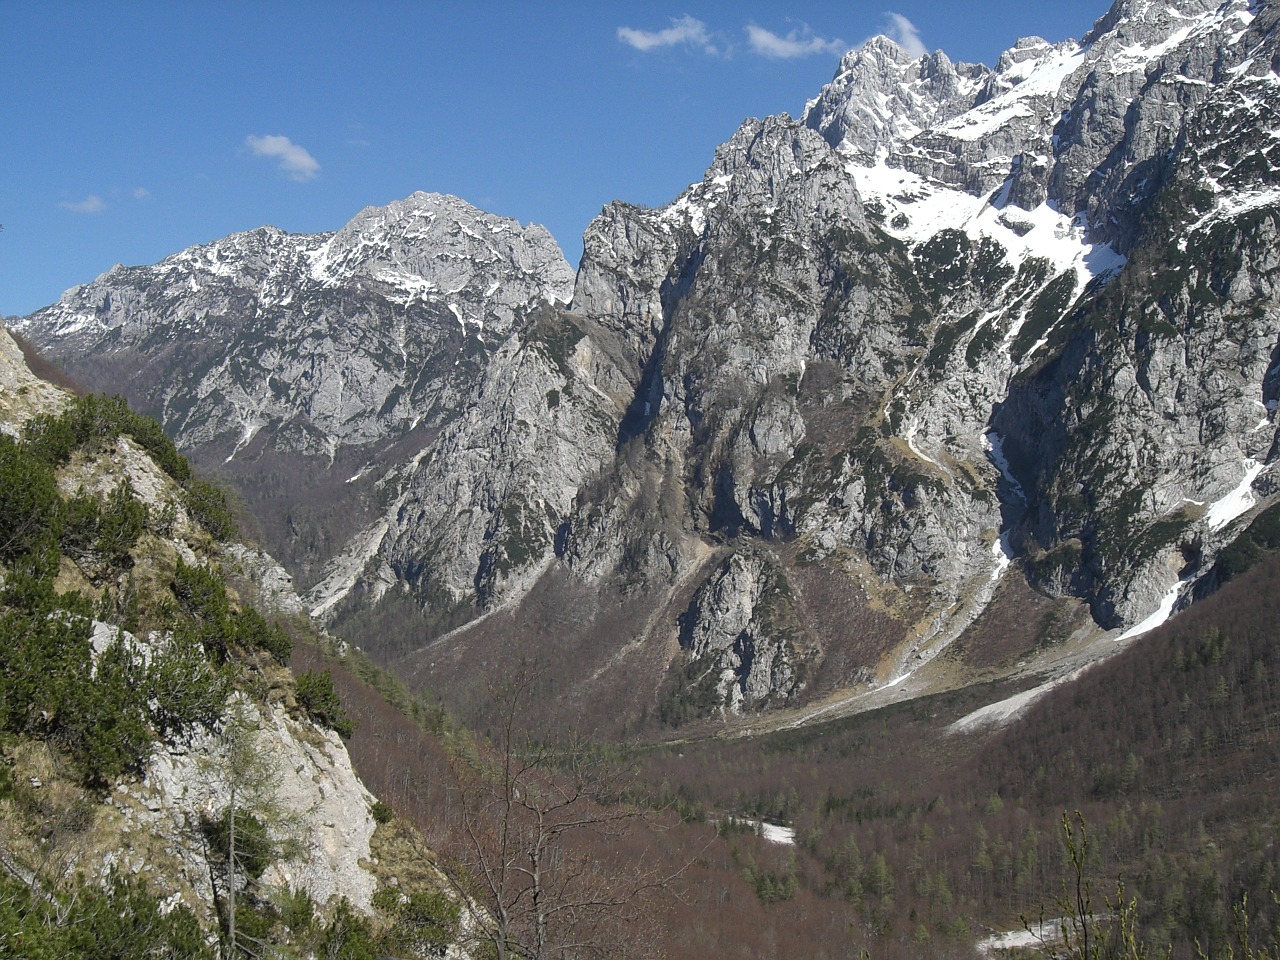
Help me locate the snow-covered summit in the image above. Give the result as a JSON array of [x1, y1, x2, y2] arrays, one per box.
[[803, 0, 1260, 256]]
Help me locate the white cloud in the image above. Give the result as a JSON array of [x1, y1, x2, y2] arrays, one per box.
[[884, 12, 927, 58], [132, 187, 151, 200], [58, 195, 106, 214], [245, 134, 320, 181], [617, 15, 716, 54], [746, 22, 845, 59]]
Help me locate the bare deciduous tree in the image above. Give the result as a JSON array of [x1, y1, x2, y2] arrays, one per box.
[[442, 665, 676, 960]]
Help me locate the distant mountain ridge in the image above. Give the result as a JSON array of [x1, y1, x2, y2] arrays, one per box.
[[17, 192, 574, 586], [17, 0, 1280, 732]]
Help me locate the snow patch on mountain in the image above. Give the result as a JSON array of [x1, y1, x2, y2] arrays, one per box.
[[1205, 459, 1265, 531], [849, 162, 1126, 283]]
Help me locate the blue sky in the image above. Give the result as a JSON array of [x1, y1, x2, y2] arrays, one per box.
[[2, 1, 1108, 317]]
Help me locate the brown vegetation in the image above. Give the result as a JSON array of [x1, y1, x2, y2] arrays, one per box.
[[305, 544, 1280, 959]]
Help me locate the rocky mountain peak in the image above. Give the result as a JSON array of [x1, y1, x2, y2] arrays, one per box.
[[12, 192, 578, 587], [1082, 0, 1237, 45], [994, 36, 1057, 73], [308, 192, 573, 330], [803, 34, 989, 160]]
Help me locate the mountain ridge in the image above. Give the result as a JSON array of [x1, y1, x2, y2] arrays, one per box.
[[15, 0, 1280, 732]]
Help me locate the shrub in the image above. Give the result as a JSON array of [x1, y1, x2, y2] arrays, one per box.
[[0, 434, 60, 562], [58, 481, 147, 571], [317, 899, 381, 960], [184, 477, 238, 540], [172, 559, 230, 622], [274, 885, 316, 936], [0, 869, 213, 960], [296, 669, 354, 738], [385, 888, 460, 956], [232, 607, 293, 663], [201, 809, 276, 880]]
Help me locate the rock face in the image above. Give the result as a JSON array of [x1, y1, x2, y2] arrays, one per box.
[[16, 0, 1280, 724], [124, 696, 379, 917], [0, 327, 70, 429], [677, 553, 803, 711]]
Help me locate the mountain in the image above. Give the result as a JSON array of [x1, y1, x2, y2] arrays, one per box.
[[16, 0, 1280, 732], [14, 192, 573, 585]]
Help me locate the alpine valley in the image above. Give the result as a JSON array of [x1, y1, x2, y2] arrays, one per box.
[[21, 0, 1278, 736], [9, 0, 1280, 956]]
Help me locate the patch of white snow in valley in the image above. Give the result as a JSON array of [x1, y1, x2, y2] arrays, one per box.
[[983, 430, 1026, 503], [1205, 458, 1265, 531], [904, 415, 946, 471], [720, 817, 795, 845], [759, 822, 796, 845], [989, 531, 1014, 584], [1116, 577, 1186, 643], [978, 917, 1074, 954], [447, 302, 465, 328], [225, 418, 264, 463]]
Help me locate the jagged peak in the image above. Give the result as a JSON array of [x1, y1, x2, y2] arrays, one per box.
[[846, 33, 915, 66], [803, 33, 989, 159], [995, 36, 1056, 71], [700, 113, 853, 203], [1082, 0, 1256, 49]]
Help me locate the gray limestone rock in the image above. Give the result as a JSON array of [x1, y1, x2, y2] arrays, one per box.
[[677, 553, 801, 711]]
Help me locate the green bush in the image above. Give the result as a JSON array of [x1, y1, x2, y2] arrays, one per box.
[[274, 885, 317, 936], [0, 866, 212, 960], [296, 669, 354, 738], [317, 899, 382, 960], [172, 559, 230, 622], [0, 566, 228, 784], [21, 393, 237, 542], [232, 607, 293, 663], [96, 480, 148, 564], [54, 634, 153, 783], [23, 394, 188, 479], [57, 480, 147, 571], [0, 434, 60, 562], [381, 888, 461, 957], [201, 810, 276, 880], [145, 628, 232, 743], [184, 477, 237, 540]]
